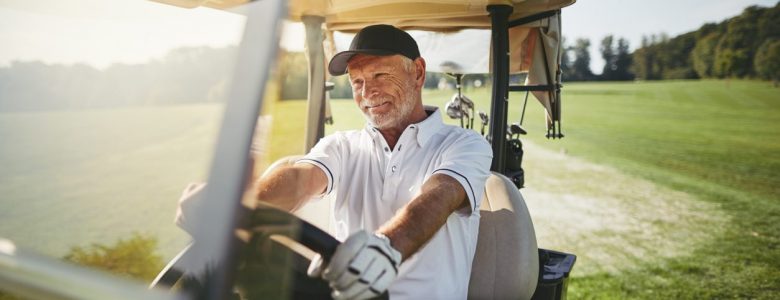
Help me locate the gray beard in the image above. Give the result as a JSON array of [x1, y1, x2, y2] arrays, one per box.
[[362, 92, 416, 130]]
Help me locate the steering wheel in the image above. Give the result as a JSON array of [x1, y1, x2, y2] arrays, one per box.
[[150, 204, 340, 299]]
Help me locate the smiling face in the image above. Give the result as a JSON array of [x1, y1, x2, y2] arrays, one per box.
[[347, 54, 426, 131]]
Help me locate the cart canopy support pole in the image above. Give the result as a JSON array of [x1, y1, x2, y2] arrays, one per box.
[[487, 4, 512, 174], [303, 15, 327, 153]]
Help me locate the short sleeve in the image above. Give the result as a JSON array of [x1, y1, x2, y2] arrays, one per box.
[[296, 134, 343, 197], [432, 132, 492, 214]]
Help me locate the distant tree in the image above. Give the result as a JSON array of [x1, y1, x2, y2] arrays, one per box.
[[63, 233, 164, 281], [329, 75, 353, 99], [631, 37, 646, 79], [424, 72, 446, 89], [569, 38, 594, 81], [600, 35, 616, 80], [693, 33, 720, 78], [714, 48, 749, 78], [754, 39, 780, 86], [647, 33, 673, 79], [659, 32, 698, 79], [560, 36, 574, 82], [713, 6, 762, 77], [634, 31, 701, 80], [614, 38, 634, 80], [632, 36, 659, 80], [757, 2, 780, 42], [655, 33, 669, 44], [560, 54, 572, 81], [598, 35, 633, 81], [696, 22, 723, 40], [277, 50, 309, 100]]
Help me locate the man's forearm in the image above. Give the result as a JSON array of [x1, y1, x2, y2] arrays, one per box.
[[254, 164, 325, 212], [377, 174, 467, 260]]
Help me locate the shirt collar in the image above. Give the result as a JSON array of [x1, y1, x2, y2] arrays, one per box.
[[413, 105, 445, 147], [364, 105, 444, 148]]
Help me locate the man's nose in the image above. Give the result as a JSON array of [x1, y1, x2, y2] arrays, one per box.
[[361, 80, 380, 99]]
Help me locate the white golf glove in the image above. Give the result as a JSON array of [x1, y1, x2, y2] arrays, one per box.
[[174, 182, 207, 236], [307, 231, 402, 300]]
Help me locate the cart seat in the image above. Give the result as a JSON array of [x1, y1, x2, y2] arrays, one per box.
[[468, 173, 539, 300]]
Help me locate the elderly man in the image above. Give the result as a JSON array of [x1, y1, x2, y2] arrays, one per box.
[[255, 24, 492, 299]]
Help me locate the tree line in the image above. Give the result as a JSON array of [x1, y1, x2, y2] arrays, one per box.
[[0, 46, 236, 112], [563, 2, 780, 83], [562, 35, 634, 82]]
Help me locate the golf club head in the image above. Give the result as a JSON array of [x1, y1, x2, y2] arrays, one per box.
[[459, 95, 474, 109], [510, 123, 527, 135], [461, 109, 470, 119], [446, 100, 463, 119], [479, 111, 489, 125]]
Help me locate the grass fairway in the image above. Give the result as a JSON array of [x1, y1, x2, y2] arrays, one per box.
[[270, 79, 779, 299], [0, 104, 224, 259], [514, 80, 779, 299]]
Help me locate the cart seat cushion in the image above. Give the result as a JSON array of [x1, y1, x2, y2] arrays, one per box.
[[468, 173, 539, 300]]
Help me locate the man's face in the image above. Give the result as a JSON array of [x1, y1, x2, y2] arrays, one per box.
[[347, 54, 419, 130]]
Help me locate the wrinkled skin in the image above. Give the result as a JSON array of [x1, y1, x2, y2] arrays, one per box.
[[347, 54, 427, 147]]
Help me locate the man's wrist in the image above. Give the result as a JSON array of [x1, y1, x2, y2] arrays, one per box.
[[374, 232, 391, 245], [374, 232, 402, 265]]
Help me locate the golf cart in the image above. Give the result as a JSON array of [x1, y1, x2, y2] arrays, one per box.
[[0, 0, 575, 299]]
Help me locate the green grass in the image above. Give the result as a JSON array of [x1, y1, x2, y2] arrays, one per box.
[[0, 104, 224, 259], [513, 80, 780, 299], [270, 79, 779, 299]]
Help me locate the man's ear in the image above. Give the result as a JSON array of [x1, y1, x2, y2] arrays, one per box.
[[414, 57, 426, 88]]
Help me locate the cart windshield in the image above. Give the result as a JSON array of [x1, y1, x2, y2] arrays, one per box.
[[0, 0, 246, 283]]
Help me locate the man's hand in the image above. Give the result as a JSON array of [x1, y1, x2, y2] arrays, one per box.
[[175, 182, 207, 236], [308, 231, 401, 300]]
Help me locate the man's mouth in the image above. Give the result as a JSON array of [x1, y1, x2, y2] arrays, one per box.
[[364, 102, 390, 111]]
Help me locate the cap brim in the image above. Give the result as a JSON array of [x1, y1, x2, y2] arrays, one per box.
[[327, 49, 397, 76]]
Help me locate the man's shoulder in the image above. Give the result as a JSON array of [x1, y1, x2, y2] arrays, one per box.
[[432, 124, 492, 156], [439, 123, 488, 143]]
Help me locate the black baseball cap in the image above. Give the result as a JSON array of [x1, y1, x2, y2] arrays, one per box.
[[328, 24, 421, 76]]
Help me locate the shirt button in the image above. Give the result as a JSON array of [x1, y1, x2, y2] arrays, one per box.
[[384, 147, 389, 152], [391, 165, 397, 172]]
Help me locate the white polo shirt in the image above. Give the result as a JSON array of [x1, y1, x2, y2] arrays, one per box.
[[298, 106, 492, 299]]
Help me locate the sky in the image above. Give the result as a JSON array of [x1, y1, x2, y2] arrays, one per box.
[[0, 0, 245, 69], [0, 0, 777, 72]]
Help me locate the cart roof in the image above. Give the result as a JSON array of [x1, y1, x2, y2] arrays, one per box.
[[158, 0, 574, 32], [288, 0, 575, 32]]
